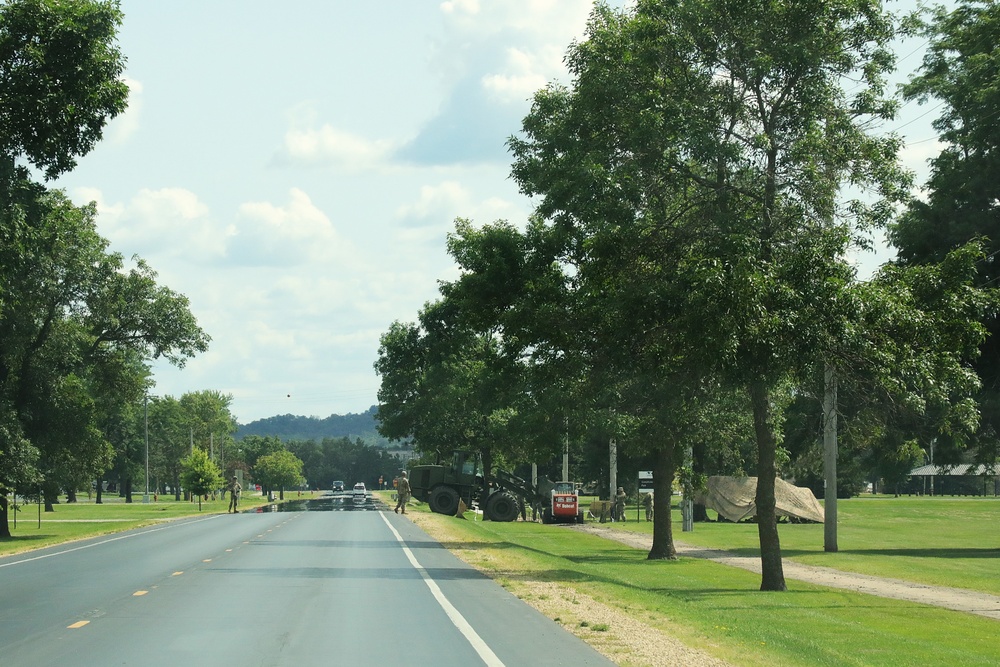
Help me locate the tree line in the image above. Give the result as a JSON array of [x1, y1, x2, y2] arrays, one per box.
[[374, 0, 1000, 592]]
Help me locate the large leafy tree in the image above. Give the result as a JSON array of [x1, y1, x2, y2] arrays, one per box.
[[375, 295, 528, 485], [1, 0, 127, 536], [509, 0, 907, 590], [0, 192, 209, 531], [443, 217, 749, 559], [891, 0, 1000, 462]]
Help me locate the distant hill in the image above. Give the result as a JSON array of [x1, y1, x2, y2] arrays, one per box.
[[237, 405, 392, 446]]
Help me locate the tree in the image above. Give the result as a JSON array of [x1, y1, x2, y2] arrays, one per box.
[[0, 0, 128, 179], [0, 193, 209, 525], [375, 295, 530, 490], [509, 0, 907, 590], [238, 434, 285, 490], [0, 0, 199, 538], [179, 448, 223, 511], [254, 450, 304, 500], [891, 0, 1000, 464]]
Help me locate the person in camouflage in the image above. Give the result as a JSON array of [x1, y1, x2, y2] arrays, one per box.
[[394, 471, 411, 514], [228, 476, 241, 513]]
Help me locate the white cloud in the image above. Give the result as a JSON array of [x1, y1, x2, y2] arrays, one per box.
[[440, 0, 592, 38], [440, 0, 480, 15], [75, 186, 226, 262], [232, 188, 361, 267], [277, 124, 397, 169], [481, 47, 551, 103], [395, 180, 471, 224]]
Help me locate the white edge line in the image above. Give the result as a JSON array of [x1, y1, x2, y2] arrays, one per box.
[[381, 512, 505, 667]]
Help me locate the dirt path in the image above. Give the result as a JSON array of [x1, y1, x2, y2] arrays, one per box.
[[572, 523, 1000, 621]]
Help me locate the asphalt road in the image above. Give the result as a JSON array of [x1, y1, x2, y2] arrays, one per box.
[[0, 499, 616, 666]]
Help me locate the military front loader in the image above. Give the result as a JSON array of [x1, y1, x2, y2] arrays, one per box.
[[407, 450, 584, 523]]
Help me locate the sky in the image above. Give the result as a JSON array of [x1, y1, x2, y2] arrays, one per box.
[[52, 0, 947, 425]]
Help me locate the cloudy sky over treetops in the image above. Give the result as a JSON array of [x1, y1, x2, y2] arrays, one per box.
[[54, 0, 943, 425]]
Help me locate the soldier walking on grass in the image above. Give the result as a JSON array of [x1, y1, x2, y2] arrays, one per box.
[[394, 471, 411, 514], [642, 492, 653, 522]]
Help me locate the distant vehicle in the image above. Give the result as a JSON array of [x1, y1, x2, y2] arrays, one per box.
[[352, 482, 366, 499], [332, 481, 345, 492]]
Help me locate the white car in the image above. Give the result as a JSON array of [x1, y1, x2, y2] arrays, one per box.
[[352, 482, 367, 500]]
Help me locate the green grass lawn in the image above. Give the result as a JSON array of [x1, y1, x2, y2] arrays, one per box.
[[394, 494, 1000, 667], [0, 490, 319, 557], [604, 494, 1000, 595]]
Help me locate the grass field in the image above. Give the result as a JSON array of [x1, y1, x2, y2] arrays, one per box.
[[0, 490, 318, 557], [605, 495, 1000, 595], [385, 492, 1000, 667]]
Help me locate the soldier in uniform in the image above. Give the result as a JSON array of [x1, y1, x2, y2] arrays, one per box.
[[641, 492, 653, 521], [228, 476, 242, 513], [615, 486, 627, 522], [394, 471, 411, 514]]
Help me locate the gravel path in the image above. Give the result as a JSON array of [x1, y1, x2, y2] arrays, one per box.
[[572, 523, 1000, 621]]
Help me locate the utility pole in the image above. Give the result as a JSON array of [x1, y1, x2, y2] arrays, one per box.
[[562, 415, 570, 482], [682, 445, 694, 532], [143, 395, 150, 504], [823, 363, 838, 552], [609, 437, 617, 504]]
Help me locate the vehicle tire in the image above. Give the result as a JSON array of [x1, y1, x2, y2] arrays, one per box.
[[541, 507, 553, 524], [576, 511, 585, 524], [486, 492, 520, 522], [429, 486, 460, 515]]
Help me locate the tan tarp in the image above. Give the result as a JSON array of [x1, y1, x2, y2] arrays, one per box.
[[695, 476, 825, 523]]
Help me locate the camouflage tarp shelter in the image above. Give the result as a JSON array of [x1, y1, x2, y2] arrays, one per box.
[[695, 476, 825, 523]]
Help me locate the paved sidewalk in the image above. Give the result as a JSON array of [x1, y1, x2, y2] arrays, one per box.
[[574, 524, 1000, 621]]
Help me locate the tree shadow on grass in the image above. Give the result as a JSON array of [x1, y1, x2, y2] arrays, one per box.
[[780, 547, 999, 559], [0, 534, 55, 543]]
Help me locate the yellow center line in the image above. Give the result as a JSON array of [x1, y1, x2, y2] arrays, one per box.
[[133, 590, 148, 596], [68, 621, 89, 629], [172, 571, 183, 576], [202, 559, 212, 563]]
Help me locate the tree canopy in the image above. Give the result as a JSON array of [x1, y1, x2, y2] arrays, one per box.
[[374, 0, 995, 594], [0, 0, 209, 537]]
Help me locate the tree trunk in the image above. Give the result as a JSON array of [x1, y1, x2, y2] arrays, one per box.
[[0, 494, 10, 538], [749, 380, 786, 591], [124, 478, 132, 504], [67, 489, 77, 503], [96, 478, 103, 504], [648, 446, 677, 560], [43, 483, 58, 513]]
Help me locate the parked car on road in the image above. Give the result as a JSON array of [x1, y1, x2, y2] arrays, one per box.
[[332, 481, 345, 492]]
